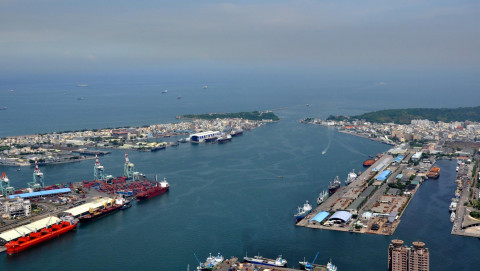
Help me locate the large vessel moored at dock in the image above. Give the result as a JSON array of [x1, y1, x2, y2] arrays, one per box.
[[136, 177, 169, 201], [294, 200, 312, 222], [317, 190, 328, 205], [78, 197, 125, 223], [243, 254, 287, 267], [4, 216, 78, 254], [328, 176, 341, 195], [344, 169, 357, 185]]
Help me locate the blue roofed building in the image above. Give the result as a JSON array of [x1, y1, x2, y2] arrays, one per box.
[[8, 188, 71, 199], [376, 170, 392, 181], [309, 211, 329, 224]]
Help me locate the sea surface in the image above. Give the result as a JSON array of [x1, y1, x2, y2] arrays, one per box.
[[1, 75, 479, 270]]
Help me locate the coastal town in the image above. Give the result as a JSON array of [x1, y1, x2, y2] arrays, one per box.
[[0, 117, 270, 167], [298, 117, 480, 240]]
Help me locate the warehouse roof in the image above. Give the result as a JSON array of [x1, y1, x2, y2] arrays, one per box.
[[63, 197, 113, 217], [0, 216, 61, 244], [8, 188, 71, 199], [329, 211, 352, 223], [377, 170, 392, 181], [310, 211, 330, 223]]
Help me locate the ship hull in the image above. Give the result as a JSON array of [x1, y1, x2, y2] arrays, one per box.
[[6, 222, 77, 254], [78, 205, 122, 223], [328, 186, 340, 195], [137, 187, 169, 201], [244, 257, 287, 267], [295, 211, 311, 222]]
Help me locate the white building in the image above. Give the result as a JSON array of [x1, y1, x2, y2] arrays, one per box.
[[2, 197, 31, 218]]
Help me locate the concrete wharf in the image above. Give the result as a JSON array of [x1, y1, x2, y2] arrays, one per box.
[[214, 257, 330, 271]]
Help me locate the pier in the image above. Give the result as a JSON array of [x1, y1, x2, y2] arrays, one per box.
[[297, 149, 427, 235]]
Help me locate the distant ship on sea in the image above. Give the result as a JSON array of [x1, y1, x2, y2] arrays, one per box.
[[0, 107, 7, 110], [162, 89, 168, 93], [202, 85, 208, 89], [77, 84, 88, 87]]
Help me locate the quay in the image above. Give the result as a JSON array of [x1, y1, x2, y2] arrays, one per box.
[[297, 148, 430, 235], [214, 257, 334, 271]]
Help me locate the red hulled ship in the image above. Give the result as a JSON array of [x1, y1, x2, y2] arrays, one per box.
[[136, 177, 169, 201], [4, 216, 77, 255]]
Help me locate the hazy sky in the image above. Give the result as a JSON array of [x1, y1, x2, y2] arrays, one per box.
[[1, 0, 479, 75]]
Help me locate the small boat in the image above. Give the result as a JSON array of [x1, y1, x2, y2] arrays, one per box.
[[317, 190, 328, 205], [202, 85, 208, 89], [0, 107, 7, 110], [77, 84, 88, 87], [8, 89, 15, 92], [344, 169, 357, 185], [162, 89, 168, 93], [217, 134, 232, 143], [177, 96, 182, 99], [244, 254, 287, 267], [449, 202, 457, 212], [294, 200, 312, 222], [450, 212, 455, 223], [197, 253, 223, 271]]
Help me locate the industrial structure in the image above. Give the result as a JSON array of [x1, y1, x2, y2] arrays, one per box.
[[28, 158, 44, 190], [1, 197, 31, 219], [0, 172, 15, 197], [94, 153, 106, 181]]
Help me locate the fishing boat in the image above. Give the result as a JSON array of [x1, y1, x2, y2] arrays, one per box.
[[294, 200, 312, 222], [317, 190, 328, 205], [344, 169, 357, 185], [328, 176, 341, 195], [244, 253, 287, 267]]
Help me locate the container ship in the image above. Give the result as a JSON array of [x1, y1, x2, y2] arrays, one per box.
[[244, 254, 287, 267], [78, 197, 125, 223], [4, 216, 77, 255], [426, 166, 440, 179], [294, 200, 312, 222], [328, 176, 341, 195], [136, 177, 169, 201]]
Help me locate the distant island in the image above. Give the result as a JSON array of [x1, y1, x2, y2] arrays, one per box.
[[327, 106, 480, 124], [177, 110, 280, 121]]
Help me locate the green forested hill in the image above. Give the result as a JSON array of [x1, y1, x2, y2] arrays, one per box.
[[353, 106, 480, 124]]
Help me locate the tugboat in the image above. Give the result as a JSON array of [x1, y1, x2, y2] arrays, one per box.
[[196, 252, 224, 271], [294, 200, 312, 222], [244, 253, 287, 267], [344, 169, 357, 185], [450, 212, 455, 223], [328, 176, 341, 195], [136, 176, 169, 201], [317, 190, 328, 205]]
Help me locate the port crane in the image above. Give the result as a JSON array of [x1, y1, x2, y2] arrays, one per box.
[[305, 251, 320, 271], [93, 153, 106, 181], [124, 152, 143, 181], [0, 172, 15, 196], [28, 158, 44, 190]]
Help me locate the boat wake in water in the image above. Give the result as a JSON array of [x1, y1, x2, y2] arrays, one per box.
[[322, 128, 333, 155]]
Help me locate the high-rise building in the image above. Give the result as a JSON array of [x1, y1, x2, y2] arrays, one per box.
[[388, 239, 409, 271], [388, 239, 430, 271], [409, 241, 429, 271]]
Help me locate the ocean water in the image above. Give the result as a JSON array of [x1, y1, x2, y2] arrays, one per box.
[[1, 73, 480, 270]]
